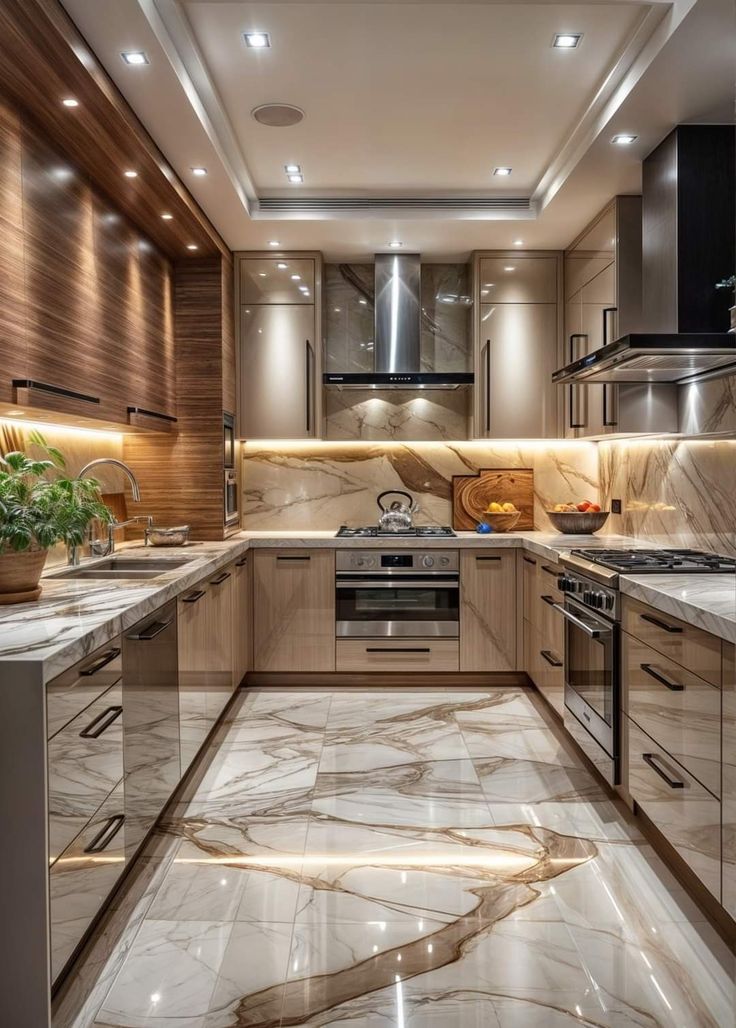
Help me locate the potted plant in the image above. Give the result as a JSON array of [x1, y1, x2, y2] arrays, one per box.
[[716, 274, 736, 333], [0, 431, 113, 603]]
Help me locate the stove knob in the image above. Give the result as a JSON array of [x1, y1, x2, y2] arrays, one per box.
[[583, 590, 592, 604], [606, 594, 614, 610], [422, 555, 435, 568], [596, 592, 606, 609], [440, 556, 450, 567]]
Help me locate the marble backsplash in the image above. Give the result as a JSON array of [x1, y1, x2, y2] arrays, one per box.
[[599, 438, 736, 556], [324, 389, 471, 441], [242, 441, 599, 531]]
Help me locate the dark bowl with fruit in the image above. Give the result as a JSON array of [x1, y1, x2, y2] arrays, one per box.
[[546, 501, 609, 535]]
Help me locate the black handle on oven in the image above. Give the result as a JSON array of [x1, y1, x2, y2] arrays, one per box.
[[551, 603, 609, 639], [643, 753, 684, 789], [639, 612, 683, 634], [336, 579, 459, 589], [640, 663, 684, 692]]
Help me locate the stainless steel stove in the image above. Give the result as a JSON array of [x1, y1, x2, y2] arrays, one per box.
[[566, 547, 736, 577], [335, 525, 457, 538]]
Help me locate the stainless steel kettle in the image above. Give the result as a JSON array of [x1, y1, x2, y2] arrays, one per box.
[[376, 490, 420, 532]]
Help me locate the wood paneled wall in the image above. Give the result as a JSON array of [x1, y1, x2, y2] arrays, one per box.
[[124, 255, 234, 541], [0, 99, 26, 404]]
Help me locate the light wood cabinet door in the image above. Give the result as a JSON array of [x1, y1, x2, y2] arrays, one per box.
[[479, 303, 559, 438], [253, 550, 335, 672], [232, 554, 251, 688], [723, 643, 736, 920], [460, 550, 517, 671], [336, 639, 458, 672], [622, 597, 722, 687]]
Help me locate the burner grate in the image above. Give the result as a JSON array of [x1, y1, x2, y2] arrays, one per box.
[[571, 547, 736, 574]]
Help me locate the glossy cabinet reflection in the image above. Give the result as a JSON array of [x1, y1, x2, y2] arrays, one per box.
[[239, 258, 316, 304], [232, 554, 252, 688]]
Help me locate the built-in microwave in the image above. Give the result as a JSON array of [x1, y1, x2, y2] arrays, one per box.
[[225, 469, 239, 527], [223, 412, 235, 469]]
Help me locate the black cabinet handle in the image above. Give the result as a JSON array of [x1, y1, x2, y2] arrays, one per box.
[[126, 619, 172, 641], [235, 557, 248, 567], [277, 555, 310, 561], [640, 663, 684, 692], [540, 650, 563, 667], [476, 556, 501, 562], [305, 340, 313, 434], [643, 753, 684, 789], [640, 613, 683, 634], [484, 340, 491, 433], [522, 556, 537, 566], [182, 589, 205, 604], [366, 647, 431, 654], [84, 813, 125, 853], [540, 565, 558, 577], [13, 379, 100, 405], [541, 595, 556, 606], [209, 572, 231, 585], [79, 648, 121, 676], [79, 704, 123, 738], [568, 334, 588, 429]]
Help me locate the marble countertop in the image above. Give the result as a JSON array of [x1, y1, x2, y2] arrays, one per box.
[[1, 530, 733, 681]]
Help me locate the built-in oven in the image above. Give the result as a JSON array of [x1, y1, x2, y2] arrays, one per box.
[[555, 572, 619, 785], [224, 469, 239, 527], [336, 550, 459, 638], [223, 412, 235, 469]]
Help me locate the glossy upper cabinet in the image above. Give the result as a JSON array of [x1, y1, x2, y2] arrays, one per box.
[[473, 253, 561, 438], [240, 258, 316, 303]]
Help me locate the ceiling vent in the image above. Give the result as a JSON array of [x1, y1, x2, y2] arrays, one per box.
[[253, 196, 535, 220], [251, 104, 304, 127]]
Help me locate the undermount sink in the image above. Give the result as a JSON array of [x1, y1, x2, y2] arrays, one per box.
[[53, 556, 195, 581]]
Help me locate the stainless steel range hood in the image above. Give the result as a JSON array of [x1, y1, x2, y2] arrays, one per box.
[[554, 126, 736, 386], [324, 253, 474, 389]]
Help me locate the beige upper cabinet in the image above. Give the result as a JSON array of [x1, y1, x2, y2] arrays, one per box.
[[239, 258, 316, 303], [253, 549, 335, 672], [479, 257, 557, 303]]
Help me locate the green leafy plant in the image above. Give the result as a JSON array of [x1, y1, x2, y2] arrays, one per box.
[[0, 431, 113, 553]]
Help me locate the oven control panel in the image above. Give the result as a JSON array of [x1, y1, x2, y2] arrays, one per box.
[[336, 550, 459, 572], [558, 573, 617, 617]]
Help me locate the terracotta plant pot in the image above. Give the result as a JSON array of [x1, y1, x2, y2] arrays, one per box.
[[0, 547, 48, 604]]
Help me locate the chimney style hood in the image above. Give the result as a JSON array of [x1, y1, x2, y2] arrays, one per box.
[[554, 125, 736, 386], [324, 253, 474, 389]]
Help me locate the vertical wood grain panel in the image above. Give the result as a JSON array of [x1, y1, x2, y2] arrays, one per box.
[[0, 97, 26, 403]]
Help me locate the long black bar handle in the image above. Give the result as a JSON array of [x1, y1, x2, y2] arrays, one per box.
[[484, 341, 491, 433], [366, 647, 431, 654], [84, 813, 125, 853], [126, 619, 173, 641], [182, 589, 205, 604], [602, 308, 619, 427], [79, 705, 123, 739], [277, 555, 311, 561], [540, 565, 558, 577], [643, 753, 684, 789], [79, 648, 121, 677], [476, 556, 501, 562], [305, 340, 311, 434], [210, 572, 231, 586], [640, 613, 683, 634], [522, 556, 537, 566], [568, 334, 588, 429], [640, 663, 685, 692], [540, 650, 563, 668], [235, 556, 248, 567]]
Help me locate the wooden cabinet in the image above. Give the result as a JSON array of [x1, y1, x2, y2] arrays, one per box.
[[177, 569, 234, 772], [0, 98, 26, 405], [253, 549, 335, 672], [473, 253, 561, 438], [460, 550, 517, 671], [522, 555, 565, 716], [622, 596, 722, 687], [337, 638, 458, 672], [723, 643, 736, 920], [232, 553, 251, 688]]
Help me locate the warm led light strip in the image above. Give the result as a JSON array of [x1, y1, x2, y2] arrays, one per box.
[[0, 418, 124, 440]]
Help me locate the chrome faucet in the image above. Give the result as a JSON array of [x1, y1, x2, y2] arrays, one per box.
[[68, 459, 149, 565]]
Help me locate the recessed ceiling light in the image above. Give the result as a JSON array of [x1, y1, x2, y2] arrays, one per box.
[[290, 274, 301, 281], [553, 33, 582, 49], [191, 167, 207, 176], [123, 170, 138, 178], [513, 239, 524, 246], [284, 164, 301, 175], [186, 244, 198, 251], [388, 241, 403, 248], [504, 266, 515, 272], [493, 167, 512, 176], [121, 51, 149, 65], [244, 32, 270, 48], [359, 298, 368, 305], [268, 240, 281, 247], [62, 98, 79, 108], [288, 174, 303, 184], [276, 262, 288, 269], [161, 213, 173, 220], [258, 272, 267, 278], [611, 134, 638, 146]]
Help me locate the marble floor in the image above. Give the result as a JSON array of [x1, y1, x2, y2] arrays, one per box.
[[56, 687, 736, 1028]]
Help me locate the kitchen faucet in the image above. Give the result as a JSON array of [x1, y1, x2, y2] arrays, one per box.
[[68, 459, 151, 565]]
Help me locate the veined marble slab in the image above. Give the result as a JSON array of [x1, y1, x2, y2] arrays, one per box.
[[620, 574, 736, 645]]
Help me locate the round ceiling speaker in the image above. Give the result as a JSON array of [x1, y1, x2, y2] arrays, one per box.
[[251, 104, 304, 127]]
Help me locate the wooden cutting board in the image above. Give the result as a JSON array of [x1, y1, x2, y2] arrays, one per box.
[[452, 468, 534, 530]]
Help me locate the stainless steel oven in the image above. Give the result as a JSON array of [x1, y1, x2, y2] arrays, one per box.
[[336, 549, 459, 638], [555, 568, 619, 785], [224, 469, 239, 527], [223, 412, 235, 469]]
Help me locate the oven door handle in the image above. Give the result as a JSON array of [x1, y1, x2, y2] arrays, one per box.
[[336, 579, 459, 589], [551, 603, 610, 640]]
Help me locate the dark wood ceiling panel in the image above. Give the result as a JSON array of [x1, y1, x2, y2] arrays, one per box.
[[0, 0, 227, 259]]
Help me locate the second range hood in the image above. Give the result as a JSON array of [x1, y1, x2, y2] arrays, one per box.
[[324, 253, 474, 389], [554, 126, 736, 386]]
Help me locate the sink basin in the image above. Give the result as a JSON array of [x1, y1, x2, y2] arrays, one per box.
[[53, 556, 195, 581]]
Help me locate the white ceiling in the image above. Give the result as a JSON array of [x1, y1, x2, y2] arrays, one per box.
[[61, 0, 735, 258]]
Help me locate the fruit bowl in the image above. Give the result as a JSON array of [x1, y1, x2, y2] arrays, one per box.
[[480, 511, 521, 533], [547, 511, 610, 535]]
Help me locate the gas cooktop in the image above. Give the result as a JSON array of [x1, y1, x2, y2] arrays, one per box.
[[335, 525, 457, 538], [571, 548, 736, 574]]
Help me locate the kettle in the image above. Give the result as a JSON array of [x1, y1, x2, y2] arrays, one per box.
[[376, 490, 420, 532]]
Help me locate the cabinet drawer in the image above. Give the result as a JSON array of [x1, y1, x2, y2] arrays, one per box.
[[46, 639, 122, 739], [48, 682, 124, 864], [627, 718, 721, 900], [622, 597, 721, 687], [50, 780, 127, 982], [624, 632, 721, 797], [336, 639, 459, 672], [525, 618, 564, 717]]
